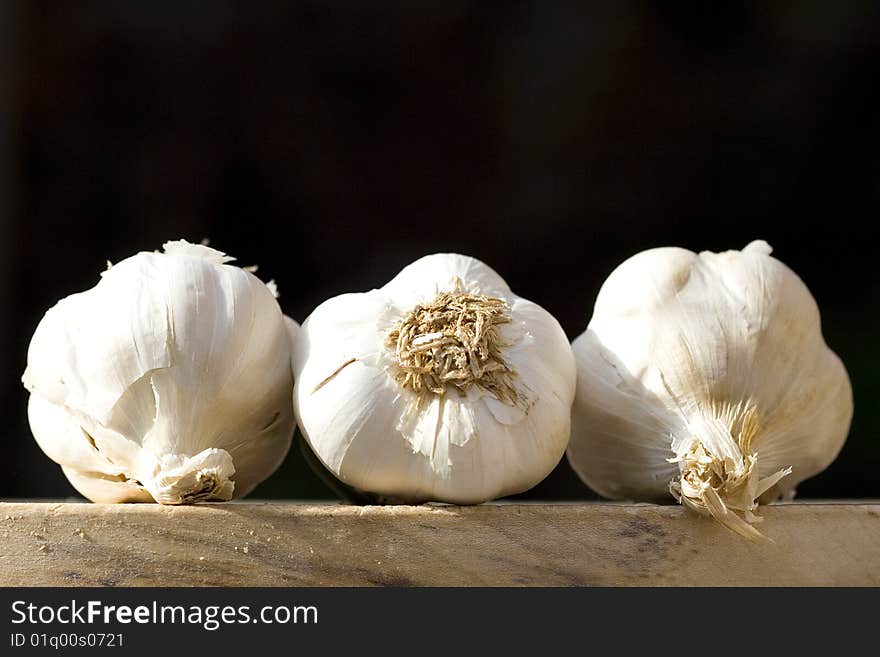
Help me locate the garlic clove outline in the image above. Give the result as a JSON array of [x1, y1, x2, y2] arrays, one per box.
[[567, 240, 853, 538], [292, 253, 577, 504], [22, 240, 298, 504]]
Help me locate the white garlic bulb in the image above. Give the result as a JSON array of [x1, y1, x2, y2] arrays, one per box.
[[22, 240, 297, 504], [292, 253, 576, 504], [567, 240, 853, 538]]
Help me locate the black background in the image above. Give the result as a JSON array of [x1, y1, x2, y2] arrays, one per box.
[[1, 2, 877, 501]]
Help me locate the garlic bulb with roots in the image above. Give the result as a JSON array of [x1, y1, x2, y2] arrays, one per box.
[[22, 240, 297, 504], [292, 253, 576, 504], [567, 240, 853, 538]]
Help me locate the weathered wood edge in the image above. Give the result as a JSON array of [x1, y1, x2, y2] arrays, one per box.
[[1, 502, 878, 586]]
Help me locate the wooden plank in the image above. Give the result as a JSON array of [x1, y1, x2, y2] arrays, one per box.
[[1, 502, 878, 586]]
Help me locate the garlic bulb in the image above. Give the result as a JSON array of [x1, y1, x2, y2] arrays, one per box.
[[292, 253, 576, 504], [22, 240, 296, 504], [567, 240, 853, 538]]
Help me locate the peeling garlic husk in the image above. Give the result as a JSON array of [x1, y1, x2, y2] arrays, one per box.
[[567, 240, 853, 538], [22, 240, 297, 504], [292, 253, 577, 504]]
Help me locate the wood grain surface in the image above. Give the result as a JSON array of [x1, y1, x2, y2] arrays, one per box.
[[1, 502, 878, 586]]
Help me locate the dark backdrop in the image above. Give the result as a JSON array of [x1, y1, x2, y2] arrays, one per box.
[[1, 2, 878, 501]]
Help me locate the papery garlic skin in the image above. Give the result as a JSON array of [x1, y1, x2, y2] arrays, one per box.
[[567, 240, 853, 538], [22, 240, 297, 504], [293, 253, 576, 504]]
